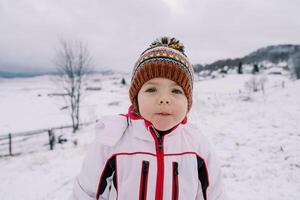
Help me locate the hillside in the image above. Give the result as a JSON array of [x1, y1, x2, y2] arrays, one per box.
[[196, 44, 300, 72]]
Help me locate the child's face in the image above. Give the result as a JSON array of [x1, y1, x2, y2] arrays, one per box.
[[137, 78, 188, 131]]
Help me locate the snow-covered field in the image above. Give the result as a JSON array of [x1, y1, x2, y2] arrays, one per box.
[[0, 73, 299, 199]]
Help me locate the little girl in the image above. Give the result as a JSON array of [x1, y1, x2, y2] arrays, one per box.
[[71, 37, 226, 200]]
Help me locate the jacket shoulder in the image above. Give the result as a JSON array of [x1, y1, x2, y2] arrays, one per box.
[[182, 123, 212, 155], [94, 115, 128, 146], [183, 123, 207, 141]]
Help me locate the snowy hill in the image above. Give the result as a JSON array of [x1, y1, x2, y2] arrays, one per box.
[[201, 44, 300, 72], [0, 73, 299, 199]]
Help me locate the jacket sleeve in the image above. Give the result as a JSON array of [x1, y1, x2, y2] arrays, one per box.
[[196, 140, 227, 200], [70, 140, 116, 200]]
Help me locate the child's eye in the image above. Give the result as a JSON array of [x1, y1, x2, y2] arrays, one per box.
[[172, 89, 183, 94], [145, 87, 157, 93]]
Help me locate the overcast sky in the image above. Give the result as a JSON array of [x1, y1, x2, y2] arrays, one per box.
[[0, 0, 299, 73]]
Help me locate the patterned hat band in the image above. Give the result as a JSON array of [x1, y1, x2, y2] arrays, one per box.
[[131, 56, 194, 88]]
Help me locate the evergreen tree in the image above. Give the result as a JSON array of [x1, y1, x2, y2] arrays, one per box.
[[237, 62, 243, 74], [252, 64, 259, 74], [121, 77, 126, 85], [290, 53, 300, 79]]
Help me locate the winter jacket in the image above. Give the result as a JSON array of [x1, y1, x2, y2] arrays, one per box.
[[71, 111, 226, 200]]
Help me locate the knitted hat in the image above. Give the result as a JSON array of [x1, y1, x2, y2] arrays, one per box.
[[129, 36, 194, 114]]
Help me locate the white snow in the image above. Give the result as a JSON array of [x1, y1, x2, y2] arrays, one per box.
[[0, 73, 299, 199]]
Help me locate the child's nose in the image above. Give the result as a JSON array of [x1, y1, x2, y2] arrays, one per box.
[[158, 96, 171, 105], [159, 100, 169, 104]]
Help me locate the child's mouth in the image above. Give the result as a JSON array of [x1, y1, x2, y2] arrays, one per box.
[[156, 113, 171, 116]]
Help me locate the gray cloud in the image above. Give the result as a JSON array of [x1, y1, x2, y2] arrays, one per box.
[[0, 0, 299, 72]]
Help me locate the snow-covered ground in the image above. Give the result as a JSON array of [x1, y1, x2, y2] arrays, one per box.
[[0, 73, 299, 199]]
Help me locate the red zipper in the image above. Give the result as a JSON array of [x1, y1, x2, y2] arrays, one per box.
[[139, 160, 150, 200], [150, 125, 165, 200]]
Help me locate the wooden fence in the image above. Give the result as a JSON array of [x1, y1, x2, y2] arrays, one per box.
[[0, 121, 96, 157]]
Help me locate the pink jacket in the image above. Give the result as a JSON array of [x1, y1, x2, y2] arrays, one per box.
[[71, 109, 226, 200]]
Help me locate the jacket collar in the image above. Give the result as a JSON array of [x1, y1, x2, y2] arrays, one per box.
[[120, 105, 187, 141]]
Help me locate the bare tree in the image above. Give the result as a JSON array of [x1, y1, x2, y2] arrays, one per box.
[[54, 40, 92, 133]]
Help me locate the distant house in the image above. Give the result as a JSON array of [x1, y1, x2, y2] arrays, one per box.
[[278, 62, 289, 70]]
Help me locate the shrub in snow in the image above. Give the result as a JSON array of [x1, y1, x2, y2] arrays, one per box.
[[259, 75, 268, 95], [244, 74, 268, 97], [245, 75, 259, 93]]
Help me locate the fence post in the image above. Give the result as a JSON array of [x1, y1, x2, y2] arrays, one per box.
[[48, 129, 55, 150], [8, 133, 12, 156]]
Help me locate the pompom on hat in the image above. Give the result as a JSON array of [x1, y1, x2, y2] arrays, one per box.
[[129, 36, 194, 114]]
